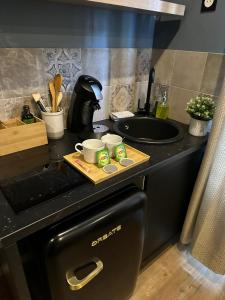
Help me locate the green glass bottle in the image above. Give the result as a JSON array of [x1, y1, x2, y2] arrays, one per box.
[[156, 88, 169, 120], [152, 82, 162, 117], [21, 105, 35, 124]]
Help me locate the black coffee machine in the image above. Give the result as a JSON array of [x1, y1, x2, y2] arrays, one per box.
[[67, 75, 109, 139]]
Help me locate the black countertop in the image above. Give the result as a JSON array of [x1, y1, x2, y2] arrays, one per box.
[[0, 120, 206, 248]]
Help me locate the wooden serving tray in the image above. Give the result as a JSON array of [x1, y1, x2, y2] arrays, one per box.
[[64, 144, 150, 184]]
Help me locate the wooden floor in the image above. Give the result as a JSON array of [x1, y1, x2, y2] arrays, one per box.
[[131, 245, 225, 300]]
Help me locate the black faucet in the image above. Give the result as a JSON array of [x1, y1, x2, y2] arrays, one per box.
[[137, 67, 155, 116]]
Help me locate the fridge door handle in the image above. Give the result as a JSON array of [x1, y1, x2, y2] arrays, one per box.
[[66, 257, 103, 291]]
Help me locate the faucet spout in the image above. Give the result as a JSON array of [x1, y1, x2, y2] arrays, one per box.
[[145, 67, 155, 115]]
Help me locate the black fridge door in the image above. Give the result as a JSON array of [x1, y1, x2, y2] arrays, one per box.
[[45, 187, 146, 300]]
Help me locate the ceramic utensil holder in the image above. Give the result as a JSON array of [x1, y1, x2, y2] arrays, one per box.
[[41, 109, 64, 139]]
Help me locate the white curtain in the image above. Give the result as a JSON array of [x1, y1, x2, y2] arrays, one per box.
[[180, 77, 225, 275]]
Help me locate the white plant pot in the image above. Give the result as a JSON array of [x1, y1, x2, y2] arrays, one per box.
[[188, 117, 210, 137]]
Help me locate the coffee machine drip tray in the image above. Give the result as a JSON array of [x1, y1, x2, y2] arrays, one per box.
[[79, 124, 109, 140], [93, 124, 109, 138]]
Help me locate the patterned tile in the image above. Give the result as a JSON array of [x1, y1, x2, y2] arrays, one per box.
[[0, 47, 154, 124], [110, 49, 137, 86], [81, 48, 110, 86], [93, 86, 110, 122], [110, 84, 135, 113], [4, 98, 22, 120], [134, 81, 148, 112], [0, 48, 46, 99], [4, 96, 39, 120], [42, 48, 82, 92], [136, 49, 152, 82], [60, 92, 73, 128]]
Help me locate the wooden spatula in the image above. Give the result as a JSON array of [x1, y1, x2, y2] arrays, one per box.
[[57, 91, 63, 108], [49, 80, 56, 112], [54, 74, 63, 112]]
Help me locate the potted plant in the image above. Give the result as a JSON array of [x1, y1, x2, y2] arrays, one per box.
[[186, 95, 216, 137]]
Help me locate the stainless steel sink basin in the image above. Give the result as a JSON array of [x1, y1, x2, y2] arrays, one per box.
[[113, 117, 184, 144]]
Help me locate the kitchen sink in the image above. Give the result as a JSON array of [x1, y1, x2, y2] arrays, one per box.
[[113, 116, 184, 144]]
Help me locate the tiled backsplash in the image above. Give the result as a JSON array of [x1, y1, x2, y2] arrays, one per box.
[[0, 48, 224, 126], [152, 49, 225, 124], [0, 48, 151, 124]]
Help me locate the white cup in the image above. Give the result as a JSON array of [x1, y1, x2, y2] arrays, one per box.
[[75, 139, 105, 163], [101, 134, 123, 157]]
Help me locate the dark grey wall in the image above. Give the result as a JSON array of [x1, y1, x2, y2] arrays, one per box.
[[154, 0, 225, 54], [0, 0, 155, 48]]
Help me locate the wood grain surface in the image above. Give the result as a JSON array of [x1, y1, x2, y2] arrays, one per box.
[[131, 245, 225, 300], [64, 144, 150, 184], [0, 117, 48, 156]]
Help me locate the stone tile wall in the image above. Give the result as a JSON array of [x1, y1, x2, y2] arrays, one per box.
[[151, 49, 225, 124], [0, 48, 224, 126], [0, 48, 151, 125]]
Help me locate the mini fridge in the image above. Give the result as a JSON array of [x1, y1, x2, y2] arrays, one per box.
[[22, 185, 146, 300]]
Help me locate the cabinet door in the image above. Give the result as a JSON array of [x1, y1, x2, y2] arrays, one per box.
[[142, 150, 203, 265]]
